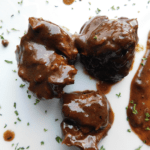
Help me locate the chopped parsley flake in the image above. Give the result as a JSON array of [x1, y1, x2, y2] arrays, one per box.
[[28, 95, 31, 99], [14, 122, 17, 124], [14, 110, 19, 116], [145, 113, 150, 121], [7, 30, 10, 34], [143, 140, 146, 143], [126, 106, 128, 110], [44, 128, 48, 132], [46, 1, 49, 3], [12, 70, 16, 73], [20, 84, 25, 88], [127, 117, 129, 121], [132, 104, 138, 114], [4, 124, 7, 128], [45, 110, 47, 114], [26, 146, 30, 149], [18, 0, 23, 4], [141, 63, 144, 66], [111, 5, 115, 10], [34, 99, 40, 105], [27, 122, 30, 126], [135, 146, 142, 150], [117, 6, 120, 10], [94, 35, 97, 39], [55, 119, 58, 121], [55, 136, 62, 143], [11, 28, 19, 31], [0, 26, 2, 28], [100, 146, 105, 150], [116, 93, 121, 98], [133, 3, 136, 6], [18, 10, 20, 13], [145, 127, 150, 130], [95, 8, 101, 14], [17, 117, 21, 122], [0, 34, 4, 39], [142, 58, 147, 60], [5, 60, 13, 64], [14, 102, 16, 109], [130, 100, 134, 103], [127, 129, 131, 132], [12, 144, 14, 147], [41, 141, 44, 145]]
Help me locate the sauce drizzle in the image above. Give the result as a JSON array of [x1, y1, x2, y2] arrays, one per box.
[[127, 31, 150, 145], [3, 130, 15, 142], [63, 0, 74, 5]]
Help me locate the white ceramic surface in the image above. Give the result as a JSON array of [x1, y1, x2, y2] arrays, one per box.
[[0, 0, 150, 150]]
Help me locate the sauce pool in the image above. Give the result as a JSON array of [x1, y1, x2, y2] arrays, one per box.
[[63, 0, 74, 5], [127, 31, 150, 145], [3, 130, 15, 142]]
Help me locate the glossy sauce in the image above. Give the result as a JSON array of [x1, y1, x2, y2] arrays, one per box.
[[96, 81, 114, 94], [61, 90, 114, 150], [127, 31, 150, 145], [63, 0, 74, 5], [3, 130, 15, 142]]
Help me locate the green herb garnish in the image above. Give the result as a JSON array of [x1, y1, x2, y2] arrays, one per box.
[[20, 84, 25, 87], [135, 146, 142, 150], [5, 60, 12, 64], [28, 95, 31, 99], [34, 99, 40, 105], [11, 28, 19, 31], [41, 141, 44, 145], [94, 35, 97, 39], [132, 104, 138, 114], [95, 8, 101, 14], [127, 129, 131, 132], [145, 127, 150, 130], [27, 122, 30, 126], [55, 136, 62, 143], [116, 93, 121, 98], [44, 128, 48, 132], [14, 110, 19, 116], [4, 124, 7, 128], [12, 70, 16, 73], [17, 117, 21, 122], [100, 146, 105, 150], [14, 102, 16, 109]]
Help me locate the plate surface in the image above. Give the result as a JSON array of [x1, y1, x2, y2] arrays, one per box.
[[0, 0, 150, 150]]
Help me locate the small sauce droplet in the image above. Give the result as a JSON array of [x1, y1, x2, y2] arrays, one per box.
[[3, 130, 15, 142], [63, 0, 75, 5]]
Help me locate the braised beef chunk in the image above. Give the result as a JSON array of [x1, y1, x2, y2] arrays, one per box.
[[15, 17, 78, 99], [75, 16, 138, 82], [61, 90, 114, 150]]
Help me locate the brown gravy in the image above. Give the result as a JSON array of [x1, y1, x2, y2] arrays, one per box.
[[63, 0, 74, 5], [96, 81, 114, 94], [3, 130, 15, 142], [127, 31, 150, 145]]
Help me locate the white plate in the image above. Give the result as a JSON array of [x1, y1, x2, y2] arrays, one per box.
[[0, 0, 150, 150]]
